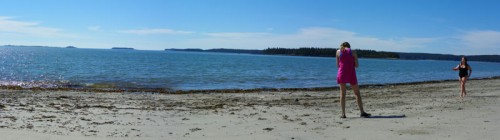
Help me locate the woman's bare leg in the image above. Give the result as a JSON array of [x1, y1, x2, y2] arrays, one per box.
[[339, 84, 347, 117], [351, 84, 365, 113], [459, 77, 463, 98], [461, 77, 467, 97]]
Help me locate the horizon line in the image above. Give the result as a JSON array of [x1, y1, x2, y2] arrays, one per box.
[[1, 44, 499, 56]]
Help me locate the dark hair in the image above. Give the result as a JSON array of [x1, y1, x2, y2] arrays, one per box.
[[461, 56, 468, 66], [340, 42, 351, 51], [341, 42, 351, 48]]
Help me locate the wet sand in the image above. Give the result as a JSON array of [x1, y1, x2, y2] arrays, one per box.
[[0, 78, 499, 140]]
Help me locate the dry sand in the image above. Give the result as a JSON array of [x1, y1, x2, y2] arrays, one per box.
[[0, 78, 499, 140]]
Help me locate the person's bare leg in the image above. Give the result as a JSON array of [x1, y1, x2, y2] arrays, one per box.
[[459, 77, 463, 98], [351, 84, 365, 113], [339, 84, 347, 118], [461, 77, 467, 97]]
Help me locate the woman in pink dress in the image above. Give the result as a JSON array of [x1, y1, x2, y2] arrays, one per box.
[[336, 42, 370, 118]]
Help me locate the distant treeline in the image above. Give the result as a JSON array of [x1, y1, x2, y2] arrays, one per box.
[[397, 53, 500, 62], [165, 48, 500, 62], [262, 47, 336, 57], [207, 48, 262, 54], [262, 47, 400, 58], [166, 48, 399, 58]]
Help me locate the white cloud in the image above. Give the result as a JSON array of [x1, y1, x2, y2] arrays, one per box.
[[183, 27, 437, 51], [87, 26, 101, 31], [0, 16, 75, 38], [109, 28, 500, 54], [204, 32, 272, 38], [119, 28, 193, 35], [440, 30, 500, 55], [460, 30, 500, 48]]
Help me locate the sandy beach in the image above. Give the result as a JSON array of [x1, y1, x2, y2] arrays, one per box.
[[0, 78, 499, 140]]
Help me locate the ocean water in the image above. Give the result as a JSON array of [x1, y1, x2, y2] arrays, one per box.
[[0, 46, 499, 90]]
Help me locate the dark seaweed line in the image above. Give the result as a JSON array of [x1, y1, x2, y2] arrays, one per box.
[[0, 76, 498, 94]]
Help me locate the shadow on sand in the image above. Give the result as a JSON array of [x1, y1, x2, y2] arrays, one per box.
[[368, 114, 406, 119]]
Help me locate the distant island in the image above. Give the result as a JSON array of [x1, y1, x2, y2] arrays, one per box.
[[165, 48, 400, 59], [166, 47, 500, 63], [112, 47, 135, 50], [66, 46, 77, 48], [2, 45, 498, 62], [396, 52, 500, 63]]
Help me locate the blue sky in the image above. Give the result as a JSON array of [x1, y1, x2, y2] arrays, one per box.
[[1, 0, 499, 55]]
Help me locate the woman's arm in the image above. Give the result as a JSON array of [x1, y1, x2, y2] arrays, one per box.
[[336, 50, 340, 68], [352, 50, 359, 68], [453, 65, 459, 71], [468, 65, 472, 77]]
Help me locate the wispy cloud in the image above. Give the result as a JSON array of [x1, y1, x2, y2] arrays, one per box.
[[460, 30, 500, 49], [0, 16, 75, 38], [444, 30, 500, 55], [87, 26, 101, 31], [203, 32, 272, 38], [111, 26, 498, 55], [119, 28, 193, 35], [184, 27, 437, 51]]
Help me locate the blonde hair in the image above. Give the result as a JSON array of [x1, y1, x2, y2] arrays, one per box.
[[340, 42, 351, 51]]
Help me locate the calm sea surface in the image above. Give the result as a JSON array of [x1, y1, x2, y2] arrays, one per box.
[[1, 46, 499, 90]]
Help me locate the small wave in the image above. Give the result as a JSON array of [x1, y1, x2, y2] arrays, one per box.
[[0, 80, 69, 88], [0, 80, 176, 93]]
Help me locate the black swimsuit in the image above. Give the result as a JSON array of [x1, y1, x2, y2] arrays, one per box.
[[459, 65, 468, 78]]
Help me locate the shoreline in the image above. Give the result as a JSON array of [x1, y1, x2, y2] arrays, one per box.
[[1, 76, 499, 94], [0, 76, 499, 139]]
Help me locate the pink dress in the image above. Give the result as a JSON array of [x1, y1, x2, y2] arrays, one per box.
[[337, 48, 358, 85]]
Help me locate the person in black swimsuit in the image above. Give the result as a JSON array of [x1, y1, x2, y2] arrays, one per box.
[[458, 65, 468, 78], [453, 56, 472, 98]]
